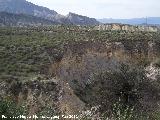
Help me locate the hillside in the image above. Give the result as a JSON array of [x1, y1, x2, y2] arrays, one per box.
[[67, 12, 99, 25], [0, 0, 58, 21], [0, 26, 160, 119], [0, 12, 58, 26]]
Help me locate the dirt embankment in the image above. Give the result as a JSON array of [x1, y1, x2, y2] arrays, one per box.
[[50, 40, 160, 114], [1, 39, 160, 116]]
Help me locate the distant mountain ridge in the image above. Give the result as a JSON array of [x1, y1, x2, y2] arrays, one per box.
[[0, 0, 159, 26], [0, 12, 57, 26], [98, 17, 160, 25], [0, 0, 58, 21], [0, 0, 99, 25]]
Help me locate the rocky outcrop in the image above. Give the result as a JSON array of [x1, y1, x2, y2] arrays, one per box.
[[67, 12, 99, 25], [94, 24, 159, 32], [146, 63, 160, 80]]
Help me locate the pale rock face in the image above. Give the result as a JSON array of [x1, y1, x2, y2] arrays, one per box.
[[122, 25, 130, 31], [146, 63, 160, 80], [148, 26, 158, 32], [112, 24, 121, 30], [94, 24, 159, 32], [66, 12, 99, 25]]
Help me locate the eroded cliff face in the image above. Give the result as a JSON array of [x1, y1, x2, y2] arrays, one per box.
[[49, 39, 160, 116], [52, 40, 159, 87], [31, 38, 158, 117], [94, 24, 159, 32], [1, 40, 160, 117]]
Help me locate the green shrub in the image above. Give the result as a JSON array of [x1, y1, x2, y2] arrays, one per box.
[[77, 64, 160, 119], [0, 99, 26, 120]]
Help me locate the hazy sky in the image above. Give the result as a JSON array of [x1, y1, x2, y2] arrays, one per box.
[[27, 0, 160, 19]]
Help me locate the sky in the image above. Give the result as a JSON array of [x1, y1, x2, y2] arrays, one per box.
[[27, 0, 160, 19]]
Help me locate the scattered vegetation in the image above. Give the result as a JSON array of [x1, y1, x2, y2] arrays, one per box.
[[0, 99, 26, 119], [1, 26, 160, 82], [76, 64, 160, 119], [0, 26, 160, 119]]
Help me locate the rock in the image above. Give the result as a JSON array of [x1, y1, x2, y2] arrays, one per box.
[[94, 23, 158, 32]]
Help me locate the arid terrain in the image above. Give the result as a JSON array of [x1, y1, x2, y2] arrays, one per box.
[[0, 25, 160, 119]]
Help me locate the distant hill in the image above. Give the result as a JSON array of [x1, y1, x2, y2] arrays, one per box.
[[98, 17, 160, 25], [67, 12, 99, 25], [0, 0, 59, 21], [0, 12, 57, 26], [0, 0, 99, 25]]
